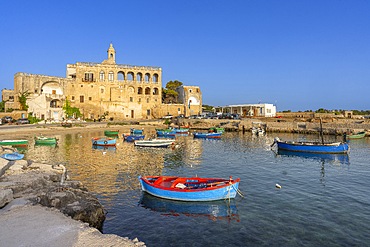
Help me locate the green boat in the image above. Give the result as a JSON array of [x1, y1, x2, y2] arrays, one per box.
[[104, 130, 119, 137], [0, 139, 29, 146], [209, 127, 225, 133], [346, 131, 366, 139], [35, 136, 58, 145]]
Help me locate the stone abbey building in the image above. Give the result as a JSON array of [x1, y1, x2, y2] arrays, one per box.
[[8, 44, 202, 121]]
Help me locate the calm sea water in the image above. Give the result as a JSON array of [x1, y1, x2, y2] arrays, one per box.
[[23, 131, 370, 246]]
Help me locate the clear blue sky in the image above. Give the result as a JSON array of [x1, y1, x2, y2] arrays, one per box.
[[1, 0, 369, 111]]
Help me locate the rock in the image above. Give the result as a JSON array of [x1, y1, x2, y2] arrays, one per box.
[[0, 189, 14, 207]]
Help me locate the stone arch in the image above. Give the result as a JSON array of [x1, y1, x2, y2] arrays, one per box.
[[153, 73, 159, 83], [128, 86, 135, 94], [136, 72, 143, 82], [145, 73, 150, 83], [145, 87, 151, 95], [117, 71, 125, 81], [41, 81, 63, 95], [138, 87, 143, 95], [153, 87, 159, 95], [127, 72, 134, 81]]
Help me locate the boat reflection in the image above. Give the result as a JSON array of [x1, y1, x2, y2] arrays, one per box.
[[92, 145, 117, 151], [277, 150, 350, 165], [139, 193, 239, 222]]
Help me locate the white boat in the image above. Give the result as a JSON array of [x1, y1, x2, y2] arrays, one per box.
[[134, 139, 175, 148]]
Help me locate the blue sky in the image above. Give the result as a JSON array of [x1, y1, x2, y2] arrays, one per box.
[[1, 0, 369, 111]]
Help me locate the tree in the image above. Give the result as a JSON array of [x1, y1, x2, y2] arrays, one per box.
[[19, 91, 30, 111], [0, 101, 4, 112], [162, 80, 183, 103], [63, 98, 82, 119]]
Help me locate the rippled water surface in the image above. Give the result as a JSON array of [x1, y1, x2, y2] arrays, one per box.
[[23, 131, 370, 246]]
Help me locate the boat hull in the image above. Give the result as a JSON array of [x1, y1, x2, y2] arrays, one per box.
[[104, 130, 119, 136], [35, 137, 57, 145], [139, 176, 240, 201], [0, 140, 29, 146], [346, 131, 366, 139], [276, 141, 349, 154], [92, 137, 117, 146], [1, 152, 24, 161], [193, 133, 222, 139], [124, 135, 145, 142], [134, 139, 174, 148]]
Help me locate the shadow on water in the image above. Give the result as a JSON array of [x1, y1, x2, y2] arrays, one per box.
[[139, 193, 239, 222], [276, 149, 350, 165]]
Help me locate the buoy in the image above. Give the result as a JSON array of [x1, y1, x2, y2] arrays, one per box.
[[275, 183, 282, 189]]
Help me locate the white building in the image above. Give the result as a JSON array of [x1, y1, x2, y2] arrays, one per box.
[[217, 103, 276, 117]]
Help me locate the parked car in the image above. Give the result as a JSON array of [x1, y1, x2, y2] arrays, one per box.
[[2, 116, 13, 123], [162, 115, 173, 119], [232, 113, 241, 119], [220, 113, 233, 119], [16, 118, 30, 124]]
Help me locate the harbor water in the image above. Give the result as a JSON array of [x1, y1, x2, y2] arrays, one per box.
[[24, 131, 370, 246]]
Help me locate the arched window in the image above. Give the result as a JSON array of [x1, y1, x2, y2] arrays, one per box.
[[145, 87, 151, 95], [99, 71, 105, 81], [117, 71, 125, 81], [153, 73, 158, 83], [136, 72, 142, 82], [138, 87, 143, 94], [153, 87, 159, 95], [145, 73, 150, 83], [127, 72, 134, 81], [108, 72, 114, 81]]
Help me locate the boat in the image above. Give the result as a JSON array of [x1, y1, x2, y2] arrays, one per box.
[[0, 139, 29, 146], [1, 152, 24, 161], [91, 137, 117, 146], [345, 131, 366, 139], [272, 137, 349, 154], [134, 139, 175, 148], [131, 128, 144, 135], [193, 132, 222, 139], [104, 130, 119, 137], [61, 122, 72, 128], [208, 127, 225, 134], [173, 128, 189, 134], [139, 193, 239, 221], [251, 127, 265, 136], [124, 134, 145, 142], [139, 175, 240, 201], [156, 129, 176, 137], [34, 136, 58, 145]]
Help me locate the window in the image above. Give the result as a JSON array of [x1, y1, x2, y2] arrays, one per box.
[[89, 97, 92, 101], [147, 109, 150, 116], [189, 89, 192, 93], [146, 98, 149, 103], [99, 71, 105, 81], [145, 73, 150, 83], [52, 90, 56, 94], [137, 73, 142, 82], [118, 71, 125, 81], [138, 98, 141, 103], [80, 95, 84, 103], [127, 72, 134, 81], [130, 97, 133, 102], [101, 88, 104, 93], [84, 73, 94, 82], [71, 96, 75, 100], [153, 74, 158, 83], [108, 72, 114, 81]]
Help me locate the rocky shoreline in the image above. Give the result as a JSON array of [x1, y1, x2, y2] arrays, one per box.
[[0, 146, 145, 247]]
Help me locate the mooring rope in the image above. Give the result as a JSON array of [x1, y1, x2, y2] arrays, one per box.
[[232, 184, 245, 198]]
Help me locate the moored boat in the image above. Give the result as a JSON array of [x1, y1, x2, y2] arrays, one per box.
[[35, 136, 58, 145], [208, 127, 225, 134], [134, 139, 175, 148], [345, 131, 366, 139], [124, 134, 145, 142], [92, 137, 117, 146], [104, 130, 119, 137], [272, 137, 349, 154], [139, 175, 240, 201], [193, 132, 222, 139], [0, 139, 29, 146], [1, 152, 24, 161]]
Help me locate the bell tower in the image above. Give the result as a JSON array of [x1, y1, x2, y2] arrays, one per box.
[[103, 43, 116, 64]]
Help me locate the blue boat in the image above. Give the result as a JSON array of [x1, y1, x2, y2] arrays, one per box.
[[139, 175, 240, 201], [156, 129, 176, 137], [91, 137, 117, 146], [1, 152, 24, 161], [139, 193, 239, 221], [272, 137, 349, 154], [124, 134, 145, 142], [131, 128, 144, 135], [193, 132, 222, 139]]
